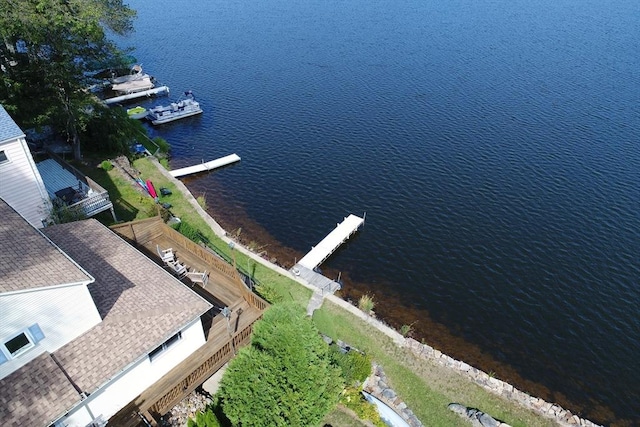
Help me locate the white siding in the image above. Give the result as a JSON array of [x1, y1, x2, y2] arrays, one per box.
[[0, 137, 51, 228], [59, 318, 207, 427], [0, 284, 101, 379]]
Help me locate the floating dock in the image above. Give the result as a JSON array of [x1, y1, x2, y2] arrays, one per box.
[[291, 213, 365, 294], [297, 214, 365, 270], [169, 154, 241, 178], [103, 86, 170, 105]]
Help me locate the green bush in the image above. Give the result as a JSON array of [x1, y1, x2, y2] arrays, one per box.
[[339, 387, 385, 427], [254, 281, 284, 304], [100, 160, 113, 171], [176, 220, 203, 243], [331, 347, 372, 387], [153, 136, 171, 153], [187, 407, 221, 427], [216, 304, 343, 426]]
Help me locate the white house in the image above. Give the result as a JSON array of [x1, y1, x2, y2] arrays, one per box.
[[0, 105, 52, 228], [0, 198, 212, 427]]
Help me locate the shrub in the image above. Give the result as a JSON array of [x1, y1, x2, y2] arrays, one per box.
[[358, 294, 375, 314], [331, 347, 372, 387], [216, 304, 343, 426], [339, 387, 385, 427], [176, 220, 203, 243], [254, 281, 284, 304], [187, 407, 221, 427], [100, 160, 113, 171], [152, 136, 171, 153], [197, 194, 207, 210], [400, 322, 416, 337]]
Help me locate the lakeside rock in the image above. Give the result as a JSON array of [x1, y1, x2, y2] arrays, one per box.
[[448, 403, 509, 427]]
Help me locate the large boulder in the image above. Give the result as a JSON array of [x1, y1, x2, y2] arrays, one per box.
[[447, 403, 510, 427]]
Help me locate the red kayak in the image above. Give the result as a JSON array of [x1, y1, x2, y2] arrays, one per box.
[[146, 180, 158, 199]]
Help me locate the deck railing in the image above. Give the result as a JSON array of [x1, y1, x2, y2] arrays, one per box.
[[69, 190, 113, 217], [48, 153, 115, 218], [110, 217, 270, 311], [146, 319, 259, 419]]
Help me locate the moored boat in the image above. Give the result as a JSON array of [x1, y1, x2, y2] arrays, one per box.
[[126, 106, 148, 119], [147, 91, 203, 125], [112, 75, 155, 94], [111, 64, 148, 84]]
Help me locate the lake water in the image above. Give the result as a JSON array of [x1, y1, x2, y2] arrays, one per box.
[[117, 0, 640, 424]]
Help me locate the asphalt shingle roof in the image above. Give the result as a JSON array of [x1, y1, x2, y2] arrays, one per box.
[[44, 219, 211, 392], [0, 353, 80, 427], [0, 105, 24, 144], [0, 213, 211, 427], [0, 199, 92, 293]]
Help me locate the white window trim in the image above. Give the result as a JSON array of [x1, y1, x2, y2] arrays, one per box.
[[0, 150, 9, 164], [3, 329, 35, 359], [148, 331, 182, 362]]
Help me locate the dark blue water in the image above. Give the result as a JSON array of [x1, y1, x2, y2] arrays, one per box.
[[117, 0, 640, 423]]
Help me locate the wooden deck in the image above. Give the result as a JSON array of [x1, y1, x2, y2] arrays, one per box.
[[109, 218, 268, 426]]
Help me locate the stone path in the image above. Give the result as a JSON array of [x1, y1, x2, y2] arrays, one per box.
[[306, 290, 325, 315]]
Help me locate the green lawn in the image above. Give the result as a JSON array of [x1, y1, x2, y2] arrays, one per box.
[[313, 301, 557, 427]]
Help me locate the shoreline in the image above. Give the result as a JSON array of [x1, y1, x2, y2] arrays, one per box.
[[151, 158, 602, 427]]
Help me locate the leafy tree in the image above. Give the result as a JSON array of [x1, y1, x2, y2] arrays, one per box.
[[0, 0, 136, 159], [81, 104, 146, 154], [216, 304, 343, 426]]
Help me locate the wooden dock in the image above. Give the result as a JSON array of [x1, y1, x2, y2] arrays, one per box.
[[297, 214, 365, 270], [103, 86, 170, 105], [169, 154, 241, 178]]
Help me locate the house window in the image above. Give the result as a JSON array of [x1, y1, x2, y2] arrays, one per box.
[[6, 333, 32, 356], [0, 150, 8, 164], [0, 324, 45, 364], [148, 331, 182, 362]]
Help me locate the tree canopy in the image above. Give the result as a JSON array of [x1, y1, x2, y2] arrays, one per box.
[[0, 0, 136, 159], [216, 304, 343, 426]]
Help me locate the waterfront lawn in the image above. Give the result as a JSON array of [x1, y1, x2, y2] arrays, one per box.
[[84, 156, 312, 307], [74, 161, 156, 222], [313, 301, 557, 427]]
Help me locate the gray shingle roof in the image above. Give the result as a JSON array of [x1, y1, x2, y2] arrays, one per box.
[[44, 219, 211, 393], [0, 199, 92, 293], [0, 353, 81, 427], [0, 105, 24, 144]]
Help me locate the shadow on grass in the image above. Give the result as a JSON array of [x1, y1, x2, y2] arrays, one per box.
[[73, 162, 143, 224]]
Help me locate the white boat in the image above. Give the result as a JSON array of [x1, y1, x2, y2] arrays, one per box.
[[126, 106, 148, 120], [111, 75, 155, 94], [147, 91, 203, 125], [111, 64, 148, 84]]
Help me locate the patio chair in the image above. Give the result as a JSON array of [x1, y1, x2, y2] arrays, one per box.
[[186, 270, 209, 287], [167, 260, 187, 278], [156, 245, 175, 264]]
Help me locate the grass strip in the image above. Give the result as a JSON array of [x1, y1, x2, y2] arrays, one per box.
[[313, 301, 557, 427]]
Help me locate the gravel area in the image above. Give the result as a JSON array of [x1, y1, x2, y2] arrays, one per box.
[[159, 388, 213, 427]]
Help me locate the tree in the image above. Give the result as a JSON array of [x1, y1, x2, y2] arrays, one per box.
[[216, 304, 343, 426], [0, 0, 136, 160]]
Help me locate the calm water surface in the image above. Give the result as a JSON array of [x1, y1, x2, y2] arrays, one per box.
[[118, 0, 640, 423]]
